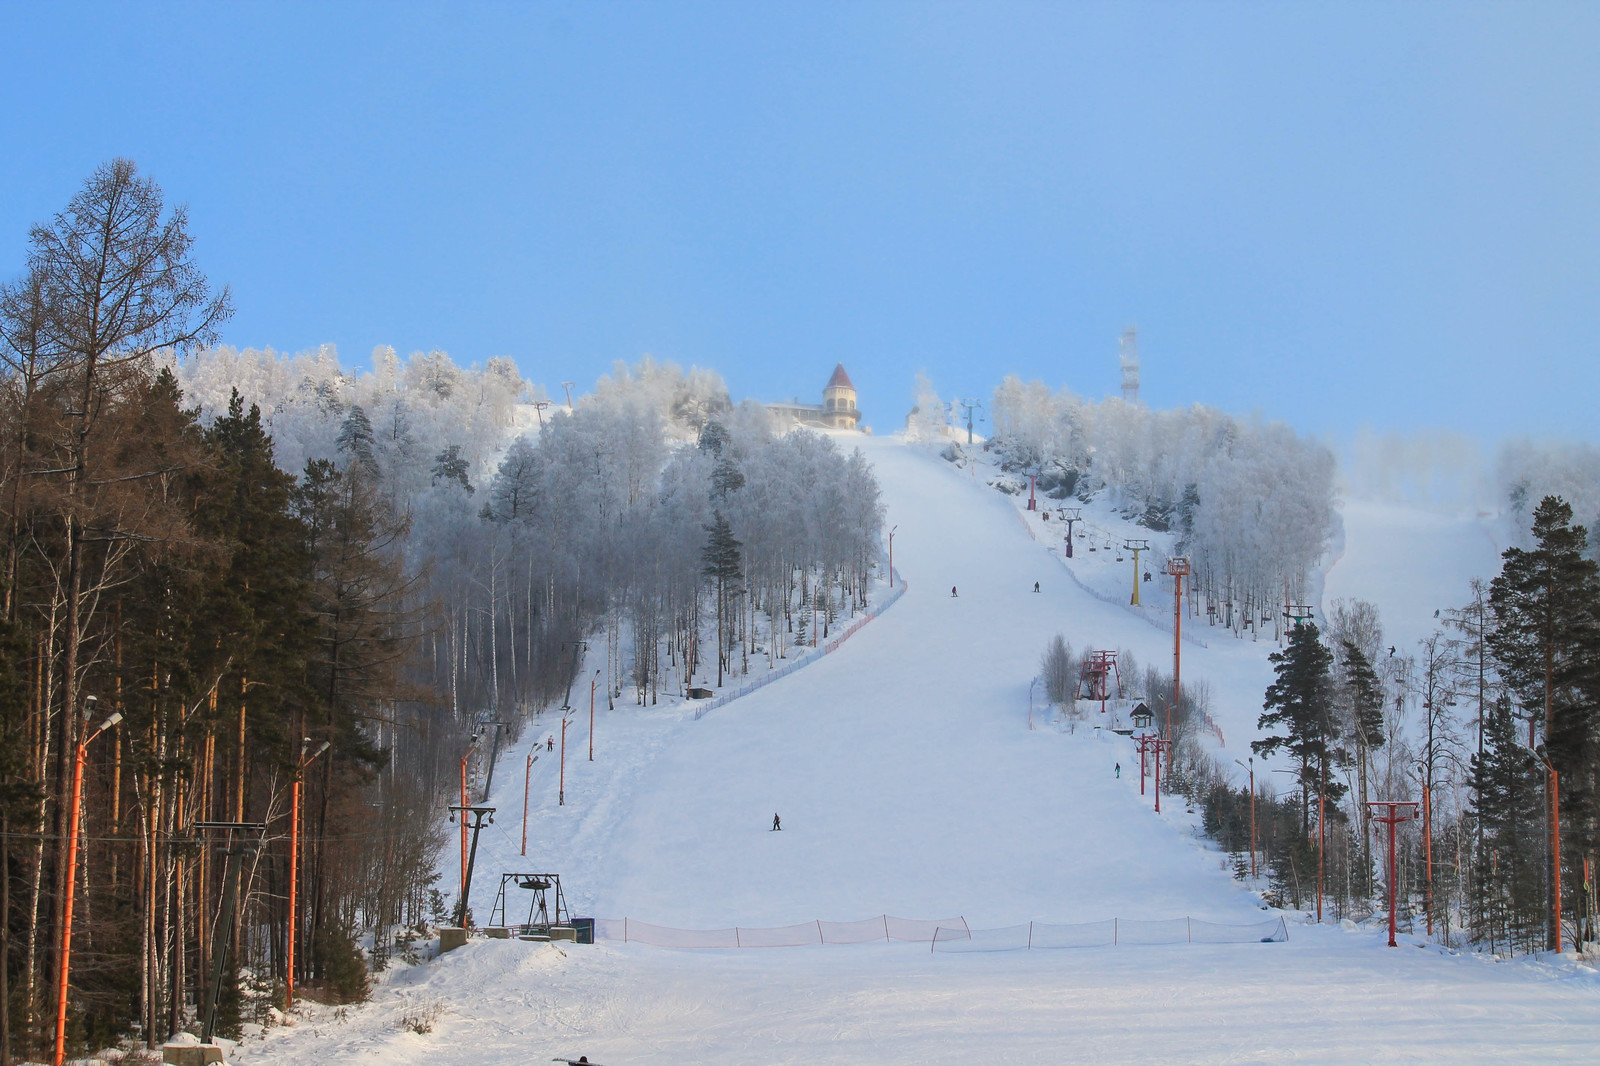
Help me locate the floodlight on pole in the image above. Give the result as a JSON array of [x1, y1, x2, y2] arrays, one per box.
[[888, 525, 897, 588], [1234, 758, 1257, 878], [1532, 747, 1563, 953], [590, 669, 599, 761], [53, 705, 120, 1066], [286, 738, 330, 1012]]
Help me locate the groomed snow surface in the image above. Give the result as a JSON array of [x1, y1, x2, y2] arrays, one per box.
[[234, 433, 1599, 1065]]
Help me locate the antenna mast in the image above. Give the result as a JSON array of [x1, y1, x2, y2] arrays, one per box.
[[1119, 327, 1140, 405]]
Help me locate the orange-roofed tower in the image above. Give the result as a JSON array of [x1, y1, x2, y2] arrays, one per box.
[[822, 363, 860, 429]]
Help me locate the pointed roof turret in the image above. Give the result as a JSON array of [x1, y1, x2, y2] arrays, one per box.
[[826, 363, 854, 390]]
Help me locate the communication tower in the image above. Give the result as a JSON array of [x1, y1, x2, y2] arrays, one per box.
[[1119, 327, 1140, 405]]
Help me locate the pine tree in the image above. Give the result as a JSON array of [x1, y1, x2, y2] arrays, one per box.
[[701, 511, 741, 687], [432, 444, 473, 494], [1487, 495, 1600, 950], [336, 405, 379, 474], [1471, 698, 1545, 951], [1254, 623, 1345, 833], [1340, 640, 1384, 890]]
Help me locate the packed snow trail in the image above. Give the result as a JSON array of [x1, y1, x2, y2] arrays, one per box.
[[493, 433, 1267, 930], [233, 433, 1600, 1066]]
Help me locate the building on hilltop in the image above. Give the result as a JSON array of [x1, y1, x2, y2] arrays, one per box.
[[767, 363, 862, 430]]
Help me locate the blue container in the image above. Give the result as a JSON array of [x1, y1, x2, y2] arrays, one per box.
[[572, 917, 594, 945]]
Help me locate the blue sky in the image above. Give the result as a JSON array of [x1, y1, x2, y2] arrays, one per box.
[[3, 1, 1596, 443]]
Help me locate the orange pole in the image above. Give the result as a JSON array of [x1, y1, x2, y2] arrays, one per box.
[[460, 755, 468, 901], [1423, 781, 1433, 937], [286, 776, 300, 1010], [53, 736, 89, 1066], [1317, 789, 1325, 923], [1552, 766, 1562, 952], [522, 752, 532, 855], [1170, 568, 1180, 775]]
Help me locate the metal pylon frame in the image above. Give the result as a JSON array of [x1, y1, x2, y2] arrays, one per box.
[[488, 872, 569, 931]]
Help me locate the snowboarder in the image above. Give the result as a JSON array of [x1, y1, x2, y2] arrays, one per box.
[[1033, 581, 1040, 593], [1115, 762, 1121, 778], [772, 813, 782, 831], [951, 586, 958, 597]]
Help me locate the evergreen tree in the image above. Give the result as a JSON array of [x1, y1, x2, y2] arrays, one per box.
[[336, 404, 379, 474], [1471, 698, 1545, 951], [1340, 639, 1384, 890], [701, 511, 741, 687], [1254, 623, 1345, 833], [432, 444, 473, 494], [1487, 494, 1600, 949]]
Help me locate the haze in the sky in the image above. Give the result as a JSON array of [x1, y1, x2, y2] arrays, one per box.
[[3, 2, 1596, 443]]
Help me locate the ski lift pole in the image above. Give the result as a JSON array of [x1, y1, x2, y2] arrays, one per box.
[[193, 821, 267, 1044], [449, 806, 496, 927], [1368, 801, 1419, 947], [1165, 557, 1190, 775], [1124, 540, 1149, 607]]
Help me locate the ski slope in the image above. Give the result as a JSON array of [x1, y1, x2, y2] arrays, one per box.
[[234, 432, 1600, 1066]]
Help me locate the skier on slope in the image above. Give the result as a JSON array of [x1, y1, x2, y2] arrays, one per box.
[[1033, 581, 1040, 593], [1115, 762, 1121, 778], [951, 586, 958, 597], [547, 736, 554, 752], [772, 813, 782, 831]]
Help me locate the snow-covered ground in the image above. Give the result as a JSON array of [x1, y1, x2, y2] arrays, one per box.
[[233, 432, 1597, 1065]]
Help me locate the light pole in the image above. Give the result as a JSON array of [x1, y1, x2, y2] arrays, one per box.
[[53, 703, 121, 1066], [560, 641, 588, 711], [1029, 677, 1038, 731], [559, 715, 569, 805], [888, 525, 897, 588], [589, 669, 599, 761], [561, 381, 575, 410], [521, 751, 537, 855], [1532, 747, 1562, 953], [286, 738, 330, 1012], [1235, 758, 1256, 878], [460, 732, 479, 903]]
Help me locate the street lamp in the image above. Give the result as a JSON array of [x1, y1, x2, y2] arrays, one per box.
[[590, 669, 600, 761], [286, 738, 330, 1012], [54, 702, 122, 1066], [888, 525, 898, 588], [1029, 677, 1038, 731], [1234, 758, 1257, 878], [1532, 747, 1563, 953]]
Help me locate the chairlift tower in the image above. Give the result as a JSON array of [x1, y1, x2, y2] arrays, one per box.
[[1079, 650, 1122, 715], [1123, 539, 1150, 606], [1119, 327, 1140, 405], [1059, 506, 1081, 558]]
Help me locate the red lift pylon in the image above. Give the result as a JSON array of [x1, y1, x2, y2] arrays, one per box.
[[1136, 734, 1170, 813], [1368, 801, 1420, 947], [1164, 556, 1190, 775], [1079, 650, 1122, 714]]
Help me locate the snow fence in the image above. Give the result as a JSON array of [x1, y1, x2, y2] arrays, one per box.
[[589, 915, 1287, 950], [694, 571, 907, 721], [930, 917, 1289, 952]]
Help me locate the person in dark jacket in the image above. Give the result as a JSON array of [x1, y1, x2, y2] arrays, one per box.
[[772, 813, 782, 831]]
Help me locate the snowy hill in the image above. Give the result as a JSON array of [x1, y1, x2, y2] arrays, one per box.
[[233, 431, 1600, 1066]]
